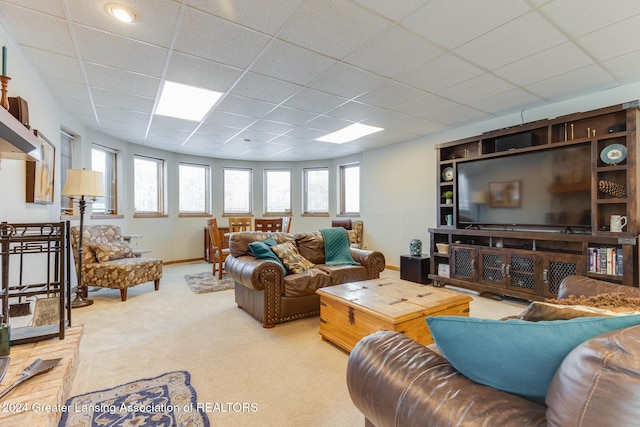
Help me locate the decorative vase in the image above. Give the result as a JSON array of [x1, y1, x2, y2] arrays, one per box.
[[409, 239, 422, 256], [445, 198, 452, 204]]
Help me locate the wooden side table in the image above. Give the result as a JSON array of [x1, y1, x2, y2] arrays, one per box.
[[400, 255, 431, 284]]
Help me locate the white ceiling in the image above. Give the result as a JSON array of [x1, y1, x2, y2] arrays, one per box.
[[1, 0, 639, 161]]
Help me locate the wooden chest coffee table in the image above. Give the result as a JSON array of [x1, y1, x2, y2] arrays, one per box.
[[316, 278, 472, 352]]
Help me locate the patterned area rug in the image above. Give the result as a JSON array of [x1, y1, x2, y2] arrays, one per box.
[[184, 272, 235, 294], [58, 371, 209, 427]]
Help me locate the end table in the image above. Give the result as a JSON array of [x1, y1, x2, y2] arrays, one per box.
[[400, 254, 431, 284]]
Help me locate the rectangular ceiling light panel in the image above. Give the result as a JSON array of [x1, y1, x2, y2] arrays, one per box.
[[316, 123, 384, 144], [155, 81, 223, 122]]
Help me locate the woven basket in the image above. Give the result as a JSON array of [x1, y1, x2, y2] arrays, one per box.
[[436, 243, 450, 254]]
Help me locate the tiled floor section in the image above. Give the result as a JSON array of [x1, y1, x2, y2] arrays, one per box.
[[0, 326, 82, 427]]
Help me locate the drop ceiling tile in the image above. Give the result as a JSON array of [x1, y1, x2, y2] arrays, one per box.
[[91, 87, 154, 113], [525, 65, 617, 100], [345, 25, 443, 78], [41, 77, 89, 102], [577, 15, 640, 61], [604, 50, 640, 84], [494, 42, 593, 86], [401, 0, 531, 49], [231, 72, 302, 104], [353, 0, 428, 23], [186, 0, 304, 35], [21, 47, 84, 83], [0, 0, 64, 17], [203, 110, 256, 128], [263, 106, 318, 125], [98, 121, 148, 140], [356, 81, 425, 109], [454, 11, 567, 70], [541, 0, 640, 37], [437, 73, 517, 104], [248, 120, 294, 135], [283, 126, 328, 140], [395, 93, 461, 120], [165, 52, 243, 93], [74, 25, 168, 76], [396, 54, 484, 92], [194, 124, 243, 139], [95, 105, 151, 124], [250, 39, 337, 86], [426, 104, 492, 127], [0, 4, 75, 56], [283, 88, 348, 113], [56, 98, 96, 119], [277, 0, 391, 59], [150, 115, 200, 133], [469, 88, 543, 115], [65, 0, 181, 48], [84, 63, 160, 97], [308, 62, 386, 98], [364, 109, 443, 134], [174, 7, 270, 68], [305, 115, 353, 132], [235, 129, 278, 143], [216, 94, 277, 118]]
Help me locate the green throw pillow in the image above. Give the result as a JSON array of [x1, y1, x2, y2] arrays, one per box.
[[249, 237, 288, 275], [426, 314, 640, 403]]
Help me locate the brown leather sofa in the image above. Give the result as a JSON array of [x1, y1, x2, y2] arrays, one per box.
[[225, 231, 385, 328], [346, 275, 640, 426]]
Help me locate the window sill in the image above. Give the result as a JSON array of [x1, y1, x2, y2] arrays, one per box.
[[133, 213, 169, 219], [336, 214, 360, 218], [178, 213, 212, 218], [301, 213, 329, 217], [91, 214, 124, 220]]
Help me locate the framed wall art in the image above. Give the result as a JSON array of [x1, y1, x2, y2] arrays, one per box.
[[26, 130, 55, 204], [489, 181, 520, 208]]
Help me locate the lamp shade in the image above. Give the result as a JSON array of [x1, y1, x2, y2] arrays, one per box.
[[62, 169, 105, 198], [472, 191, 488, 204]]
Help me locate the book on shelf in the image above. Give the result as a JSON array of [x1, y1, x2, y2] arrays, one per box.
[[588, 247, 623, 276]]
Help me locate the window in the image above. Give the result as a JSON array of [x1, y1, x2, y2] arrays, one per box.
[[339, 162, 360, 215], [134, 155, 165, 215], [303, 167, 329, 214], [60, 131, 73, 215], [91, 144, 118, 215], [223, 168, 252, 214], [179, 162, 210, 215], [264, 169, 291, 215]]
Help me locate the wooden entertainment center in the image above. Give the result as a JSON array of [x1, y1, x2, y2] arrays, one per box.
[[430, 102, 639, 300]]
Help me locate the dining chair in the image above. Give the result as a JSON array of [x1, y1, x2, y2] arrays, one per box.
[[254, 218, 283, 233], [281, 216, 291, 233], [228, 217, 252, 232], [207, 218, 230, 279]]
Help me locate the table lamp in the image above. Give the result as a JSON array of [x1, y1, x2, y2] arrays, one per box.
[[62, 169, 105, 308], [472, 191, 488, 222]]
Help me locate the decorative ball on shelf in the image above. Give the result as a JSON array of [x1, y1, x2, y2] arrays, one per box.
[[409, 239, 422, 256]]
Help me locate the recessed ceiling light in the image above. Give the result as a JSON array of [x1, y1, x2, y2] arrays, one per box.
[[104, 3, 139, 24], [316, 123, 384, 144], [155, 80, 223, 122]]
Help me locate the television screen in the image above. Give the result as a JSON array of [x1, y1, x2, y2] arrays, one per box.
[[457, 144, 591, 228]]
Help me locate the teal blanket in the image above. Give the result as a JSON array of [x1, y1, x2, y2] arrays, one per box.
[[321, 227, 360, 266]]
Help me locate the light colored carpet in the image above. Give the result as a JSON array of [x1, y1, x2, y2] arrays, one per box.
[[68, 261, 527, 427], [184, 272, 235, 293]]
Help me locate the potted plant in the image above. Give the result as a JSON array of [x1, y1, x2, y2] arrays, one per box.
[[442, 190, 454, 204]]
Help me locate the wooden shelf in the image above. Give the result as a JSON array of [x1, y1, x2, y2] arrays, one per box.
[[0, 106, 40, 161]]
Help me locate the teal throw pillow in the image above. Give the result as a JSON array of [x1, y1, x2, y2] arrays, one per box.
[[249, 238, 288, 275], [426, 314, 640, 403]]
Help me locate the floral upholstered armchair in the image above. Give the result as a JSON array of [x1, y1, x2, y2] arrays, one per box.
[[331, 219, 364, 249], [70, 225, 162, 301]]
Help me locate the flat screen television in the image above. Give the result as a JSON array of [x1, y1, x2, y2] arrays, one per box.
[[457, 144, 592, 230]]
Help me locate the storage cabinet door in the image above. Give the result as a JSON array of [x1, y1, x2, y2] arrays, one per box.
[[505, 252, 539, 296], [540, 253, 584, 298], [451, 246, 476, 282], [478, 250, 507, 287]]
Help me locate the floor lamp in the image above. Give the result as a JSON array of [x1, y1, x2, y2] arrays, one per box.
[[62, 169, 105, 308]]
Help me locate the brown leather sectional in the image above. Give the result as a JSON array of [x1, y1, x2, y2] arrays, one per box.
[[346, 275, 640, 426], [225, 231, 385, 328]]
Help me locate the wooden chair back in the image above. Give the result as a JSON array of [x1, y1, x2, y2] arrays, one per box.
[[207, 218, 230, 278], [228, 217, 253, 232], [281, 216, 291, 233], [254, 218, 283, 233]]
